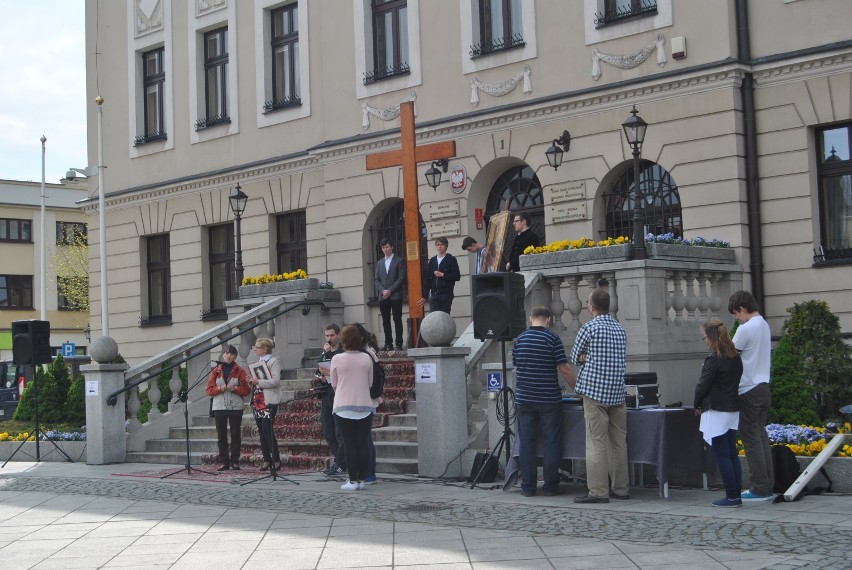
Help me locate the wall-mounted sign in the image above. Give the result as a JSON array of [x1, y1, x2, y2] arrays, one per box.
[[550, 202, 588, 223], [450, 163, 467, 193], [427, 218, 461, 239], [546, 180, 586, 204], [427, 199, 460, 220]]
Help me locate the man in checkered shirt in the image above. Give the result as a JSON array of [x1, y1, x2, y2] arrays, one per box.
[[570, 288, 629, 504]]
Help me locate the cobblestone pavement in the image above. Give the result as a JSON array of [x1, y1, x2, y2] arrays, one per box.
[[0, 464, 849, 569]]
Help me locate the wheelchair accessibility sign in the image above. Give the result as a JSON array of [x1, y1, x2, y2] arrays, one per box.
[[486, 372, 502, 392]]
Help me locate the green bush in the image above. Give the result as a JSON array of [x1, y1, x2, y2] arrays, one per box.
[[65, 375, 86, 425], [768, 336, 820, 425], [781, 300, 852, 422], [13, 363, 66, 423]]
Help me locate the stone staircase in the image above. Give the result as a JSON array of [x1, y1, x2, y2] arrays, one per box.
[[127, 350, 418, 474]]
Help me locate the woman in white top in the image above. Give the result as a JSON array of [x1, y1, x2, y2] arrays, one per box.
[[249, 337, 282, 471]]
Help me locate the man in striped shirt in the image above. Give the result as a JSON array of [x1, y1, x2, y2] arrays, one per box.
[[570, 289, 629, 504], [512, 306, 575, 497]]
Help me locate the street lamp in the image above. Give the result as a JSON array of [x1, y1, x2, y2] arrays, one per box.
[[424, 159, 449, 190], [621, 105, 649, 260], [66, 95, 108, 336], [544, 130, 571, 171], [83, 324, 91, 342], [228, 183, 248, 290]]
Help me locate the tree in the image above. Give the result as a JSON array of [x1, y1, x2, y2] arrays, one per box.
[[782, 300, 852, 422], [51, 228, 89, 312]]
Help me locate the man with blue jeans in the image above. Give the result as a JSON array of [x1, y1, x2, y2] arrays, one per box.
[[570, 289, 629, 504], [512, 306, 575, 497]]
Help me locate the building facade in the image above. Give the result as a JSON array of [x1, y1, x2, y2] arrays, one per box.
[[81, 0, 852, 365], [0, 179, 89, 361]]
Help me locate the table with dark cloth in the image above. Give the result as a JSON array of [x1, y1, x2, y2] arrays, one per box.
[[504, 405, 706, 497]]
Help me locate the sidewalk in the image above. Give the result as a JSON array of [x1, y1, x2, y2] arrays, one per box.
[[0, 461, 849, 569]]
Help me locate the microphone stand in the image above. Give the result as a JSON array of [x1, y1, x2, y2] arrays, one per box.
[[238, 389, 324, 486], [160, 361, 220, 479]]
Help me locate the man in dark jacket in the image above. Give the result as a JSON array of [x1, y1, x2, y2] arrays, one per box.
[[317, 323, 346, 476], [506, 211, 540, 271], [418, 236, 461, 314], [374, 238, 406, 350]]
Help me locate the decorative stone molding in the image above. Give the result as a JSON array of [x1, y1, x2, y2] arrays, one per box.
[[362, 91, 417, 130], [470, 65, 532, 107], [135, 0, 163, 36], [196, 0, 226, 17], [592, 34, 666, 81]]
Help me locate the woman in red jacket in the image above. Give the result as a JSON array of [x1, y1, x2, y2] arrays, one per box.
[[206, 345, 250, 470]]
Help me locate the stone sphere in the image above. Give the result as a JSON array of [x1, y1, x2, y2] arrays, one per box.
[[89, 336, 119, 363], [420, 311, 456, 347]]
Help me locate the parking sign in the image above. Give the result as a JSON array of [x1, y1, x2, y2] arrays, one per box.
[[61, 342, 76, 357]]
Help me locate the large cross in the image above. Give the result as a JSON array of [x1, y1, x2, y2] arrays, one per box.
[[366, 102, 456, 346]]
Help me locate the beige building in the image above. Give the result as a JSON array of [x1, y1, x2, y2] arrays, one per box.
[[81, 0, 852, 365], [0, 179, 90, 360]]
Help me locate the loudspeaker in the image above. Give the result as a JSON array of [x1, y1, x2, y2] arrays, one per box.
[[472, 273, 526, 340], [12, 320, 52, 366]]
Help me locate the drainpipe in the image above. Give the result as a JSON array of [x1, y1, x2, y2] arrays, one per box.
[[736, 0, 765, 310]]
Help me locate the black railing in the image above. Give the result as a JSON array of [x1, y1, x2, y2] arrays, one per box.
[[813, 246, 852, 265], [140, 314, 172, 327], [195, 114, 231, 130], [200, 308, 227, 321], [133, 130, 167, 146], [363, 63, 410, 85], [469, 33, 525, 58], [262, 95, 302, 113], [108, 300, 328, 406], [594, 0, 657, 27]]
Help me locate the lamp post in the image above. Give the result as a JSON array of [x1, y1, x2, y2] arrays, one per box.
[[229, 183, 248, 291], [622, 105, 648, 260], [40, 135, 47, 321]]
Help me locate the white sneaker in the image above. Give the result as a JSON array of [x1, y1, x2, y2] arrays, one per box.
[[357, 481, 366, 490], [340, 480, 360, 491]]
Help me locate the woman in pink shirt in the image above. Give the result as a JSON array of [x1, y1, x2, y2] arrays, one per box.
[[330, 325, 375, 490]]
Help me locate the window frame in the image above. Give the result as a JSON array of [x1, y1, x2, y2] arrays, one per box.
[[276, 211, 308, 274], [0, 219, 33, 243], [0, 275, 34, 310], [814, 122, 852, 266], [56, 221, 87, 246], [595, 0, 658, 28], [134, 47, 167, 146], [206, 223, 235, 321], [472, 0, 525, 58], [57, 276, 86, 311], [366, 0, 410, 84], [143, 234, 172, 326], [265, 3, 301, 113], [198, 26, 230, 130]]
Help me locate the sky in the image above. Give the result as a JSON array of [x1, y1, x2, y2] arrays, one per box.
[[0, 0, 87, 184]]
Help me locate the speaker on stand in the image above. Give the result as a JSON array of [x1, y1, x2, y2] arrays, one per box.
[[469, 273, 526, 488]]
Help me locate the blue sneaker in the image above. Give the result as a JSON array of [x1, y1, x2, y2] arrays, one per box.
[[740, 491, 773, 501], [364, 476, 377, 485], [712, 497, 742, 508]]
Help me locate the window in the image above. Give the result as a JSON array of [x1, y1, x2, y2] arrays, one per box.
[[56, 222, 87, 245], [0, 219, 32, 243], [197, 27, 230, 130], [144, 234, 171, 325], [814, 123, 852, 264], [366, 0, 409, 84], [595, 0, 658, 27], [0, 275, 33, 309], [603, 161, 682, 239], [57, 276, 86, 311], [277, 211, 307, 273], [264, 3, 301, 112], [471, 0, 524, 57], [207, 224, 234, 320], [135, 47, 166, 146]]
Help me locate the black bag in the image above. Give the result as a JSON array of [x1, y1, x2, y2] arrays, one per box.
[[362, 350, 385, 399], [771, 444, 800, 494]]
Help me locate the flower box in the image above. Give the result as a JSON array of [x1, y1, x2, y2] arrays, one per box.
[[520, 244, 632, 270], [239, 278, 318, 298], [0, 440, 87, 462], [646, 242, 736, 263]]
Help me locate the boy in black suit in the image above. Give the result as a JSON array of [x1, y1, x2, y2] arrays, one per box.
[[374, 239, 407, 350], [418, 236, 461, 314]]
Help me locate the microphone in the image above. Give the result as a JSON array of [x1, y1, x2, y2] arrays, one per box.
[[212, 360, 228, 366]]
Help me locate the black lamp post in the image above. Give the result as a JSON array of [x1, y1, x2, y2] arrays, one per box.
[[622, 105, 648, 259], [545, 130, 571, 170], [229, 183, 248, 290], [424, 159, 449, 189]]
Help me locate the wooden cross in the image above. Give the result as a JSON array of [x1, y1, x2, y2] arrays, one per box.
[[366, 102, 456, 345]]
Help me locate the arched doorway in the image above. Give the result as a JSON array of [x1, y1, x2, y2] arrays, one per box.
[[602, 160, 682, 239], [484, 165, 545, 263]]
